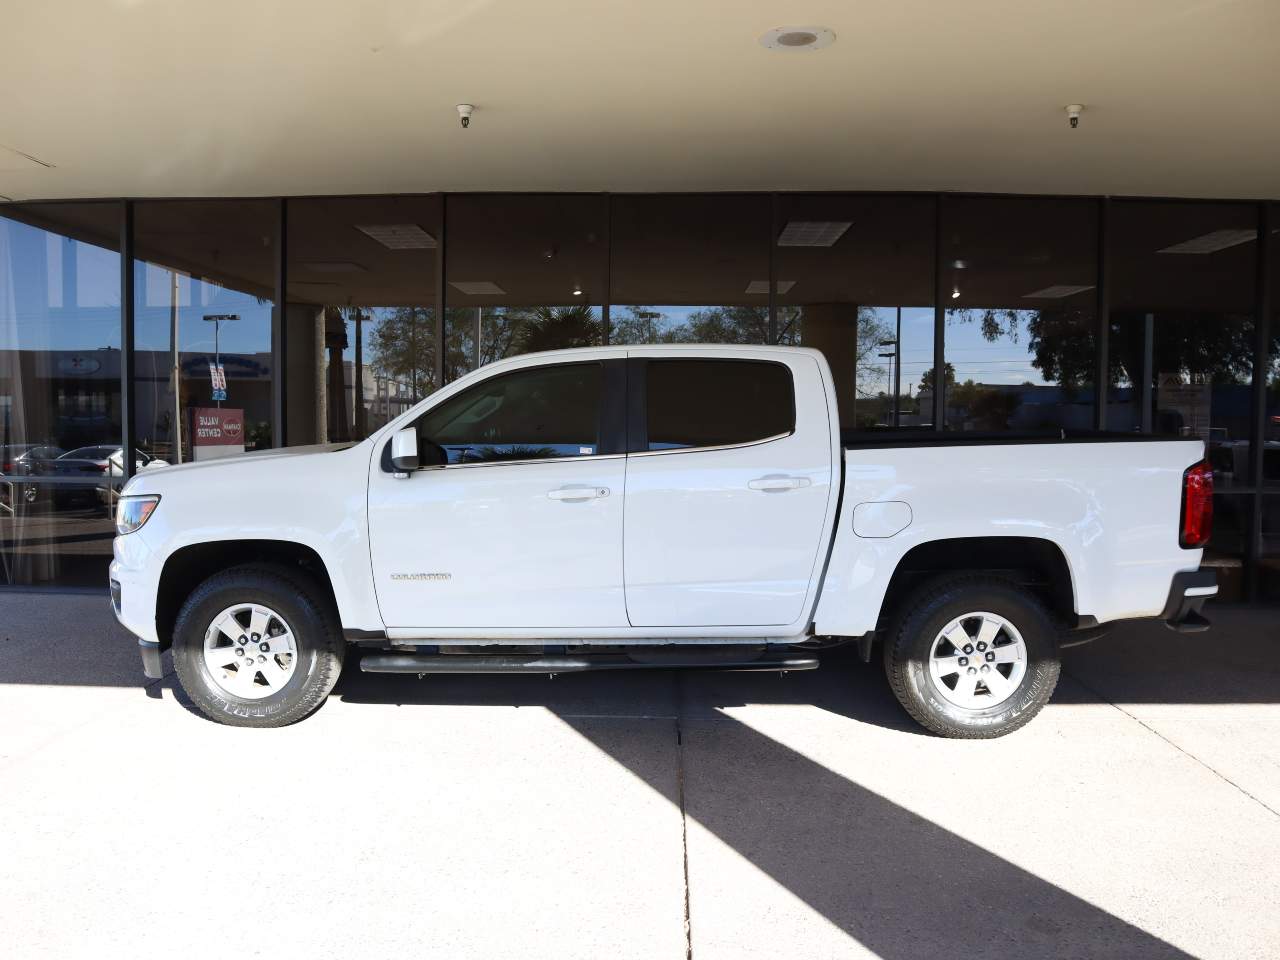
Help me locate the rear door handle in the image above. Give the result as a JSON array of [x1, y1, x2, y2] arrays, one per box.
[[547, 486, 609, 502], [747, 475, 810, 492]]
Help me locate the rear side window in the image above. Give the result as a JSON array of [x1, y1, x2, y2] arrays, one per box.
[[417, 362, 603, 464], [645, 359, 794, 451]]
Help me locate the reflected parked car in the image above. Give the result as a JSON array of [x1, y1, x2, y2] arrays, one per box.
[[16, 446, 167, 512]]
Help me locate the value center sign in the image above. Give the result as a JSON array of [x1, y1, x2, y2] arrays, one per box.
[[191, 407, 246, 461]]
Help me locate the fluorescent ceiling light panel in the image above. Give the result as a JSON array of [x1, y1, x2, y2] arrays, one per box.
[[744, 280, 796, 294], [1158, 229, 1257, 254], [777, 221, 852, 247], [355, 223, 437, 249], [450, 281, 506, 295], [297, 260, 366, 273], [1022, 284, 1095, 299]]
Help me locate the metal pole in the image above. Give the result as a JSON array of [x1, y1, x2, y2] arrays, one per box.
[[119, 200, 136, 482], [1244, 202, 1272, 600], [353, 309, 365, 439], [1094, 197, 1110, 431], [272, 197, 287, 448], [894, 307, 902, 428], [932, 196, 945, 431], [170, 271, 182, 463], [1141, 313, 1154, 434]]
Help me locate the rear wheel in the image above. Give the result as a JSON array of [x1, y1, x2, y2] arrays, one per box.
[[884, 576, 1060, 738], [171, 565, 345, 727]]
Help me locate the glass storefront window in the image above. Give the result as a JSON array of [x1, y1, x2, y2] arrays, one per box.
[[609, 194, 770, 346], [775, 194, 935, 430], [1262, 204, 1279, 595], [1110, 200, 1258, 573], [133, 200, 277, 461], [288, 196, 441, 443], [0, 202, 121, 586], [444, 195, 606, 379], [940, 197, 1099, 432]]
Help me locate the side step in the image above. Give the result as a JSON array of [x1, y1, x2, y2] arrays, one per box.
[[360, 649, 819, 675]]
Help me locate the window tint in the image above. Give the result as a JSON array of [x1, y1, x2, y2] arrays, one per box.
[[416, 362, 603, 464], [645, 360, 794, 451]]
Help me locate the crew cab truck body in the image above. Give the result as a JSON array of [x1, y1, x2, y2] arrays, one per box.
[[111, 345, 1216, 737]]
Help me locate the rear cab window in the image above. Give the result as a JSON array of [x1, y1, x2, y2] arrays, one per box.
[[643, 359, 795, 451]]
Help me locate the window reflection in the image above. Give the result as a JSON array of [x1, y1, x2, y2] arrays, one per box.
[[288, 196, 441, 443], [133, 201, 276, 463], [1110, 199, 1259, 568], [0, 203, 121, 586], [941, 197, 1098, 432], [775, 195, 935, 430], [445, 195, 606, 378], [610, 194, 770, 347]]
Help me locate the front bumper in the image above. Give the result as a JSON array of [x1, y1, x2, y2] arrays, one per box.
[[1160, 568, 1218, 633], [138, 640, 164, 679]]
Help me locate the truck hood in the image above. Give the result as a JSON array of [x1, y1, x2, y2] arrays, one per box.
[[121, 441, 361, 493]]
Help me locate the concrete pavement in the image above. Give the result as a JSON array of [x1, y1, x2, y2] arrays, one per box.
[[1, 592, 1278, 959]]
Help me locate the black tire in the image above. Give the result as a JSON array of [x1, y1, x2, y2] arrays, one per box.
[[171, 564, 345, 727], [884, 575, 1061, 739]]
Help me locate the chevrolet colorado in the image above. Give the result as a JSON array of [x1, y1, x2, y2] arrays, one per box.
[[111, 345, 1217, 737]]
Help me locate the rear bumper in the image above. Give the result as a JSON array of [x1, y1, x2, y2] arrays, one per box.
[[1160, 568, 1218, 633]]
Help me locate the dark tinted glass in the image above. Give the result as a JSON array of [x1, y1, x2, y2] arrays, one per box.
[[775, 194, 935, 430], [940, 197, 1099, 432], [1263, 204, 1279, 589], [417, 362, 602, 464], [288, 195, 441, 443], [0, 201, 121, 587], [133, 200, 276, 460], [645, 360, 793, 451], [444, 195, 606, 378], [610, 195, 771, 345]]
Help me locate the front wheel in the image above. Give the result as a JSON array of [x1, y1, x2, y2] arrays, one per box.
[[884, 576, 1061, 738], [171, 565, 345, 727]]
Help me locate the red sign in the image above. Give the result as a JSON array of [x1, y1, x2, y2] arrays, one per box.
[[192, 408, 245, 446]]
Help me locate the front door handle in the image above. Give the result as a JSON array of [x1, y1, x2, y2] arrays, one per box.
[[547, 486, 609, 502], [747, 475, 811, 493]]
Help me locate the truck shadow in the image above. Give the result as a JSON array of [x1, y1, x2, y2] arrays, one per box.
[[334, 662, 1193, 958]]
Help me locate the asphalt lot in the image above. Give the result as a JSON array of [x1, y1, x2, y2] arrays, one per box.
[[1, 592, 1278, 960]]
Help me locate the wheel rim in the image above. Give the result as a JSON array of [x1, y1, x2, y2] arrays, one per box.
[[927, 611, 1028, 710], [202, 603, 298, 700]]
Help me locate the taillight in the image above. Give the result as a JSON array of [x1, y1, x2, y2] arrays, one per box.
[[1180, 460, 1213, 549]]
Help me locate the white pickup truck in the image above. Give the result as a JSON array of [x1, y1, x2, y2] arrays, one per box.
[[111, 345, 1217, 737]]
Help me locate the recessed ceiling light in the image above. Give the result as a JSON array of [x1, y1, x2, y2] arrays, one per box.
[[1158, 229, 1256, 255], [777, 221, 851, 247], [745, 280, 796, 294], [952, 259, 969, 269], [450, 280, 506, 295], [298, 260, 366, 273], [951, 288, 961, 299], [759, 26, 836, 52], [355, 223, 437, 249], [1023, 284, 1095, 299]]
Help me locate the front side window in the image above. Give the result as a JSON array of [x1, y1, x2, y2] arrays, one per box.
[[417, 362, 603, 464], [645, 359, 794, 451]]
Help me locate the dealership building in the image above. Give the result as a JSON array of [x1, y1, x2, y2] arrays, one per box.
[[1, 3, 1277, 598]]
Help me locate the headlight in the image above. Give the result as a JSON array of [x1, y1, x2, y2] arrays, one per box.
[[116, 495, 160, 535]]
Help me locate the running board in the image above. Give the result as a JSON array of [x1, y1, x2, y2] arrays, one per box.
[[359, 651, 819, 675]]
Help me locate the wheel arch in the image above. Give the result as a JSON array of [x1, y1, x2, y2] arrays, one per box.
[[878, 536, 1078, 631], [156, 539, 340, 650]]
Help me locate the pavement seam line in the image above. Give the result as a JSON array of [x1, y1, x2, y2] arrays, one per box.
[[1066, 669, 1280, 820], [675, 677, 693, 960]]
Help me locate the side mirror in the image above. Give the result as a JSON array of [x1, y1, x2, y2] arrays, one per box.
[[390, 427, 419, 475], [419, 440, 447, 467]]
